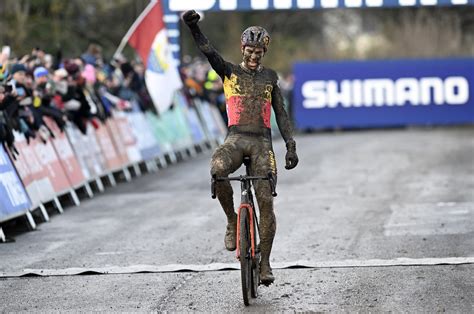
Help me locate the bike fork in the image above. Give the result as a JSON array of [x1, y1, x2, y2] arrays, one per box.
[[236, 204, 256, 260]]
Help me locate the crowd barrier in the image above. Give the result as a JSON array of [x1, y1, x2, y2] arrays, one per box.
[[0, 91, 227, 242]]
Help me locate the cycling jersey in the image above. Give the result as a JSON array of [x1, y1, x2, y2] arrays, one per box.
[[188, 25, 294, 143]]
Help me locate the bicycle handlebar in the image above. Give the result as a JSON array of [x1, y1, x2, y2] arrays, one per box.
[[211, 172, 277, 199]]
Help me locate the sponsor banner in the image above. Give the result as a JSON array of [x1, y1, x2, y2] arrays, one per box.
[[145, 112, 174, 154], [165, 0, 471, 12], [85, 123, 107, 177], [197, 101, 226, 140], [11, 132, 55, 203], [162, 0, 473, 65], [208, 104, 228, 137], [113, 112, 142, 163], [44, 118, 85, 188], [65, 124, 91, 179], [127, 112, 161, 161], [66, 123, 109, 178], [176, 92, 206, 145], [160, 97, 193, 150], [105, 118, 131, 166], [294, 58, 474, 129], [10, 133, 41, 206], [31, 136, 71, 195], [95, 122, 124, 171], [0, 145, 31, 221]]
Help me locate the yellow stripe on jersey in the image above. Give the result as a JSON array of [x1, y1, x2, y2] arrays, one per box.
[[223, 73, 242, 99]]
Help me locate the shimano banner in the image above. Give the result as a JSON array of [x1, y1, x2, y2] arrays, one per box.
[[293, 58, 474, 129]]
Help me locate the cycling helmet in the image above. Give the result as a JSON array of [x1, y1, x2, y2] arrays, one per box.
[[241, 26, 270, 51]]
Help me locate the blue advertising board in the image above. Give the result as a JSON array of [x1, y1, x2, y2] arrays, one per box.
[[293, 58, 474, 129], [0, 146, 31, 222], [162, 0, 473, 64], [164, 0, 472, 12], [162, 0, 473, 63]]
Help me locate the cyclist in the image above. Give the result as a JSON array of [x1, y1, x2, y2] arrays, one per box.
[[183, 10, 299, 286]]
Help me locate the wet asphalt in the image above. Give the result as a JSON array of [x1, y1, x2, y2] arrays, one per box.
[[1, 126, 473, 312]]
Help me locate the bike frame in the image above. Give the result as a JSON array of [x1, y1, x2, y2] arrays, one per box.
[[211, 167, 276, 260], [211, 157, 277, 305]]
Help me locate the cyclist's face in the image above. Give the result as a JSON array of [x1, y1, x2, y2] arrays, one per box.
[[242, 46, 265, 70]]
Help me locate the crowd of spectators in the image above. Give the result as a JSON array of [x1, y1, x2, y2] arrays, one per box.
[[0, 44, 295, 159], [0, 44, 153, 158]]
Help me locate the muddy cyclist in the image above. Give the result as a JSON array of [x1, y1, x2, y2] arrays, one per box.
[[183, 10, 299, 286]]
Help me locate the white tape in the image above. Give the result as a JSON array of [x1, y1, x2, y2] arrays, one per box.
[[2, 256, 472, 278]]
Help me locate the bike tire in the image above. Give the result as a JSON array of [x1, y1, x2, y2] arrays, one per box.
[[239, 207, 252, 306]]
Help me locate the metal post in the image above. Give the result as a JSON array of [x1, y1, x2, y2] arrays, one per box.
[[133, 164, 142, 177], [96, 178, 105, 193], [146, 160, 158, 173], [39, 204, 50, 221], [159, 156, 167, 168], [151, 160, 159, 172], [0, 227, 6, 243], [25, 212, 36, 230], [169, 152, 178, 164], [123, 168, 132, 182], [85, 182, 94, 198], [108, 173, 117, 187], [53, 197, 64, 214], [70, 189, 80, 206]]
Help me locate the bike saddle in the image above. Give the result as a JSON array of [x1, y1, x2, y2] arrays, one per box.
[[243, 156, 251, 166]]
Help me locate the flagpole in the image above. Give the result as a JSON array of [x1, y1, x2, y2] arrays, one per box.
[[112, 0, 159, 60]]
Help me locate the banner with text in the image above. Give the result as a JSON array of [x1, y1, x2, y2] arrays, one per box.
[[293, 58, 474, 129], [0, 145, 31, 222], [164, 0, 472, 11]]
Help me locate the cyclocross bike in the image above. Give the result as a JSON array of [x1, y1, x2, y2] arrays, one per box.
[[211, 156, 277, 306]]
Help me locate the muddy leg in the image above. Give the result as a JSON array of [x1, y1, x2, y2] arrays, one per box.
[[210, 140, 242, 221], [251, 143, 277, 284], [210, 137, 243, 251], [254, 180, 276, 266]]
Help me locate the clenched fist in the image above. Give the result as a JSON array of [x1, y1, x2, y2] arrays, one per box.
[[182, 10, 200, 27]]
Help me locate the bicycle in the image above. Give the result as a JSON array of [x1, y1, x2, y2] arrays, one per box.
[[211, 156, 277, 306]]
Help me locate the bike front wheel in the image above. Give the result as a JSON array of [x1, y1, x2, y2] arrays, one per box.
[[239, 207, 252, 306]]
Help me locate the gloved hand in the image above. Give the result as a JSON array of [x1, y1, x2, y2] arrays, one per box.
[[285, 139, 299, 170], [182, 10, 200, 27]]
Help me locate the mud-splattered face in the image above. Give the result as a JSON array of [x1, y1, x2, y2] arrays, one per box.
[[241, 46, 265, 71]]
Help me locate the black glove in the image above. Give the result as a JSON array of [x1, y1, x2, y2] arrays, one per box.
[[285, 139, 299, 170], [182, 10, 200, 28]]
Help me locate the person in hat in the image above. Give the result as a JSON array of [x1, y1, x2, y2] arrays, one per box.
[[8, 63, 32, 105]]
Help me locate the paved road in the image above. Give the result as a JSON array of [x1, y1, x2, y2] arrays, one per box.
[[1, 127, 473, 312]]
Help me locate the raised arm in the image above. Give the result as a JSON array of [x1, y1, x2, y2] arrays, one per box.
[[182, 10, 228, 78], [271, 75, 299, 170]]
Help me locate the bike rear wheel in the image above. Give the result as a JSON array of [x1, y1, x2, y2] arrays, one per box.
[[239, 207, 252, 306]]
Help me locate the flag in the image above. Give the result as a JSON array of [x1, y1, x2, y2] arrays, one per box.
[[117, 0, 182, 114]]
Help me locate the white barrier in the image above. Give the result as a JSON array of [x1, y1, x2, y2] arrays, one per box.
[[0, 95, 227, 242]]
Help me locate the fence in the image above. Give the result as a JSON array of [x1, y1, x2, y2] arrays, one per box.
[[0, 91, 227, 242]]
